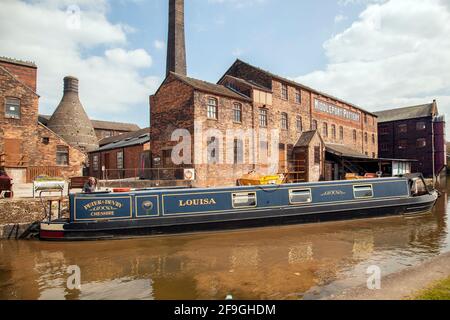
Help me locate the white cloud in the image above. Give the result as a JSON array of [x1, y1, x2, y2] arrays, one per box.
[[153, 40, 165, 50], [334, 14, 348, 23], [296, 0, 450, 137], [207, 0, 267, 9], [0, 0, 160, 123]]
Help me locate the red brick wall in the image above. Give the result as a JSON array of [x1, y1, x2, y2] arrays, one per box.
[[0, 61, 37, 92], [1, 65, 85, 182]]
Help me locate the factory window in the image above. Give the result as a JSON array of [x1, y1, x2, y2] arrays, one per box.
[[381, 143, 389, 152], [364, 132, 368, 144], [207, 98, 218, 120], [117, 151, 124, 169], [364, 114, 368, 124], [259, 108, 268, 128], [379, 126, 389, 135], [331, 125, 336, 140], [281, 113, 289, 130], [56, 145, 69, 166], [372, 152, 376, 159], [93, 155, 99, 171], [353, 129, 357, 142], [234, 139, 244, 164], [162, 149, 173, 167], [312, 120, 318, 130], [289, 189, 312, 204], [416, 122, 427, 131], [398, 124, 408, 134], [42, 137, 50, 145], [314, 146, 321, 165], [416, 138, 427, 148], [323, 123, 328, 137], [5, 97, 21, 119], [295, 89, 301, 104], [296, 116, 303, 132], [398, 140, 408, 150], [281, 84, 288, 100], [339, 126, 344, 141], [372, 134, 376, 144], [233, 103, 242, 123]]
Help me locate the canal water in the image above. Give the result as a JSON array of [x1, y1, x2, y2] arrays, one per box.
[[0, 178, 449, 300]]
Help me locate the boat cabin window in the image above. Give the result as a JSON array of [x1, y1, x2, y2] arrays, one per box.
[[353, 185, 374, 199], [410, 178, 428, 197], [289, 189, 312, 204], [232, 192, 257, 208]]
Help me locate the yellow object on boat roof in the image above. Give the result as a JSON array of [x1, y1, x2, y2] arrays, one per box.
[[238, 172, 285, 186]]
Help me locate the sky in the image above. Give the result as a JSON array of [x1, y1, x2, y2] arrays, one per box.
[[0, 0, 449, 137]]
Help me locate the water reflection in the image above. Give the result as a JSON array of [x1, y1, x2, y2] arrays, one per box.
[[0, 179, 449, 300]]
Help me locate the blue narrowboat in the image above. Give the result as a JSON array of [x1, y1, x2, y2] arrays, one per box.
[[40, 174, 439, 241]]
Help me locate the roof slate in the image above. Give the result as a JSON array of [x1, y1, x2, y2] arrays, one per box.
[[326, 143, 372, 159], [39, 115, 140, 132], [169, 72, 251, 101], [92, 128, 150, 152], [374, 103, 436, 123], [224, 59, 377, 116]]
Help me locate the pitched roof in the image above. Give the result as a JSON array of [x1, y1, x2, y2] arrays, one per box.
[[222, 59, 377, 117], [92, 128, 150, 152], [98, 127, 150, 146], [295, 130, 320, 147], [326, 143, 372, 159], [39, 115, 140, 132], [374, 103, 436, 123], [221, 74, 272, 92], [169, 72, 252, 101]]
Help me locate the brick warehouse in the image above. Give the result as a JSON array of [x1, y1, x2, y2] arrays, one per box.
[[375, 101, 446, 178], [0, 57, 86, 183], [150, 63, 378, 187], [149, 0, 379, 188]]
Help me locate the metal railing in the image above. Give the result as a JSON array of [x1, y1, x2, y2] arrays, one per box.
[[99, 168, 188, 182]]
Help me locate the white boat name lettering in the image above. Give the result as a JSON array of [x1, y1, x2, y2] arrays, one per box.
[[179, 198, 217, 207], [321, 190, 346, 196]]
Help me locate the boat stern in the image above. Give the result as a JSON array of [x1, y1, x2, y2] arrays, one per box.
[[40, 222, 66, 240]]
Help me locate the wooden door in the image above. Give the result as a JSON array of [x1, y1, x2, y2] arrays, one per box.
[[4, 139, 23, 166], [278, 144, 286, 173], [292, 148, 308, 182]]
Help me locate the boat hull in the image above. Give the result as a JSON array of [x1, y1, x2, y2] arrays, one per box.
[[40, 190, 438, 241]]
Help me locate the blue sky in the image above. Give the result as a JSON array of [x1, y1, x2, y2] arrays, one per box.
[[1, 0, 449, 136]]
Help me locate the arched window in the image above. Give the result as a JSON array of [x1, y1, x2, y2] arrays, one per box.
[[281, 113, 289, 130], [296, 116, 303, 132], [312, 120, 318, 130], [233, 103, 242, 123], [323, 123, 328, 137], [331, 124, 336, 140], [339, 126, 344, 141], [353, 129, 357, 142], [207, 97, 218, 120]]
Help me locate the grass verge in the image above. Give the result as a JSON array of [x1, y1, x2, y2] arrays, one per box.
[[414, 277, 450, 300]]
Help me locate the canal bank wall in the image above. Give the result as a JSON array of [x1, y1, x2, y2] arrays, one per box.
[[0, 198, 68, 239], [329, 251, 450, 300]]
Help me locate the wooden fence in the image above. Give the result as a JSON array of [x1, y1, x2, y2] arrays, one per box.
[[26, 166, 62, 183]]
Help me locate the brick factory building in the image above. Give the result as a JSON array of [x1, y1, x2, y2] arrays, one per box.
[[88, 128, 150, 180], [149, 0, 379, 187], [39, 116, 140, 141], [375, 101, 446, 178], [0, 57, 86, 183]]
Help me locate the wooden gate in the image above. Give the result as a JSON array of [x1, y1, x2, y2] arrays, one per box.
[[26, 166, 62, 183]]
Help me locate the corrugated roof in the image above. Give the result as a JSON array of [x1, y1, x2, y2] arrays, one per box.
[[223, 59, 377, 117], [169, 72, 251, 101], [92, 129, 150, 152], [39, 115, 140, 132], [374, 103, 436, 123], [98, 127, 150, 146], [326, 143, 372, 159]]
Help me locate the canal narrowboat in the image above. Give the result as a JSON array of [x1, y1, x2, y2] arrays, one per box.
[[39, 174, 439, 241]]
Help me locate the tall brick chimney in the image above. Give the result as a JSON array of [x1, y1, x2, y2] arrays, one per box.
[[47, 76, 99, 152], [166, 0, 187, 76]]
